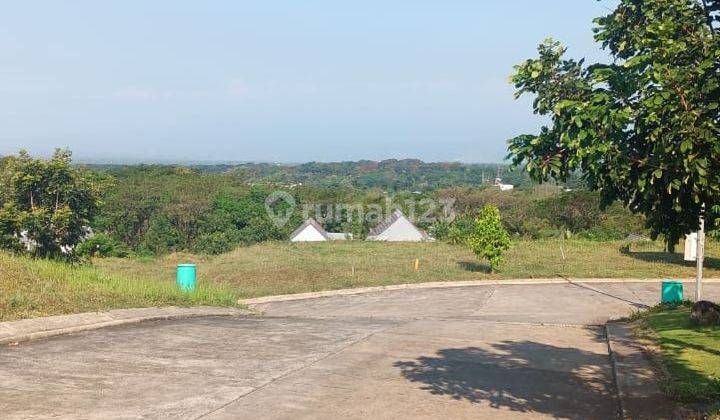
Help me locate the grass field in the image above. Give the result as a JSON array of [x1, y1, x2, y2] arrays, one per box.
[[3, 238, 717, 321], [0, 253, 238, 322], [643, 304, 720, 404], [93, 238, 720, 299]]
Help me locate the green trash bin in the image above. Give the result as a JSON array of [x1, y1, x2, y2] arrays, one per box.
[[176, 264, 197, 292], [661, 280, 683, 304]]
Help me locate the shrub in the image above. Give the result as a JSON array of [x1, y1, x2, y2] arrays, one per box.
[[428, 220, 449, 241], [519, 216, 559, 239], [445, 215, 475, 245], [468, 205, 511, 272], [192, 231, 235, 255], [75, 233, 129, 258]]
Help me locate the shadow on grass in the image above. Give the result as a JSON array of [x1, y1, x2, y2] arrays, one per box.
[[620, 248, 720, 269], [394, 329, 622, 419], [457, 261, 491, 273], [645, 308, 720, 402], [660, 336, 720, 358]]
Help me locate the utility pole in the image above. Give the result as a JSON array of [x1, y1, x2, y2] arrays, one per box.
[[696, 204, 706, 301]]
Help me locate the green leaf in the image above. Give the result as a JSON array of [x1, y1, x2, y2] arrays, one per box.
[[680, 140, 693, 153]]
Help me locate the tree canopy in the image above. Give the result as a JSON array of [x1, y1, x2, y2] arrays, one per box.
[[0, 150, 102, 258], [508, 0, 720, 249]]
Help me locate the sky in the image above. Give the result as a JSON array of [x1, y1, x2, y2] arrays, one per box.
[[0, 1, 618, 164]]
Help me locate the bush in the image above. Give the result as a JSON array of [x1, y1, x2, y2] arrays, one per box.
[[444, 215, 476, 245], [519, 216, 559, 239], [138, 215, 185, 255], [468, 205, 511, 272], [75, 233, 129, 258], [531, 191, 603, 232], [428, 220, 450, 241], [192, 231, 236, 255]]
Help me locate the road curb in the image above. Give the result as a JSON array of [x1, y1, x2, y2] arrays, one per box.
[[0, 307, 250, 345], [239, 278, 720, 305], [604, 322, 678, 420], [604, 323, 628, 420]]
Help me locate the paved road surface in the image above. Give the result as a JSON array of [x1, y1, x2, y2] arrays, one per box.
[[2, 282, 717, 419]]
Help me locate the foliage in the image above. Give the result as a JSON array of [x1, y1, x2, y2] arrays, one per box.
[[442, 214, 475, 245], [91, 159, 575, 192], [0, 150, 102, 259], [94, 167, 294, 255], [467, 205, 511, 272], [88, 164, 645, 257], [192, 232, 235, 255], [436, 188, 645, 241], [711, 205, 720, 240], [75, 233, 130, 258], [508, 0, 720, 251]]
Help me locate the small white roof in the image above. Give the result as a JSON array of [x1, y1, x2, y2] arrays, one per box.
[[366, 210, 429, 242], [290, 219, 330, 242], [290, 219, 353, 242]]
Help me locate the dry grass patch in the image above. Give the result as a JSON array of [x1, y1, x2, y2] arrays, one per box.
[[0, 253, 238, 322], [94, 239, 720, 299]]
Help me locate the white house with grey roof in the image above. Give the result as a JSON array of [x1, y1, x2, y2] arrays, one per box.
[[290, 219, 352, 242], [366, 210, 430, 242]]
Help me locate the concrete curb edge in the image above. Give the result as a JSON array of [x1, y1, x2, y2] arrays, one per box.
[[605, 323, 628, 420], [240, 278, 720, 306]]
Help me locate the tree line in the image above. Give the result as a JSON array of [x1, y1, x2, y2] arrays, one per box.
[[0, 150, 658, 259], [88, 159, 584, 192]]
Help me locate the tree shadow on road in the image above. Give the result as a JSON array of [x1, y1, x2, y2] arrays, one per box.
[[394, 334, 621, 419], [568, 281, 650, 310]]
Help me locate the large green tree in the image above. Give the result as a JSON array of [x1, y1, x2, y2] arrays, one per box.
[[0, 150, 102, 258], [508, 0, 720, 250]]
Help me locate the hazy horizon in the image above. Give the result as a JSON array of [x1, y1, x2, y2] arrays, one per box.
[[73, 156, 511, 166], [1, 1, 616, 163], [0, 147, 514, 165]]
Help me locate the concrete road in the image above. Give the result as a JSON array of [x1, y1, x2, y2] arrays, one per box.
[[2, 282, 718, 419]]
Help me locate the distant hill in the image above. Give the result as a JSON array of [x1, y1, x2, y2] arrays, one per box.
[[83, 159, 584, 192]]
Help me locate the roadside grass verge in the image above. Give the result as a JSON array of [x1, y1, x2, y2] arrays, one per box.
[[3, 238, 718, 321], [0, 253, 239, 322], [637, 303, 720, 404], [93, 238, 720, 299]]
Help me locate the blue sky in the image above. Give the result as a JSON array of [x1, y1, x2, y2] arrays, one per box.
[[0, 1, 617, 163]]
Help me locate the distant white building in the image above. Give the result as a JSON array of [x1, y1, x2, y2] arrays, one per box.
[[17, 227, 94, 254], [366, 210, 430, 242], [327, 232, 353, 240], [494, 178, 514, 191], [290, 219, 352, 242], [18, 230, 36, 252]]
